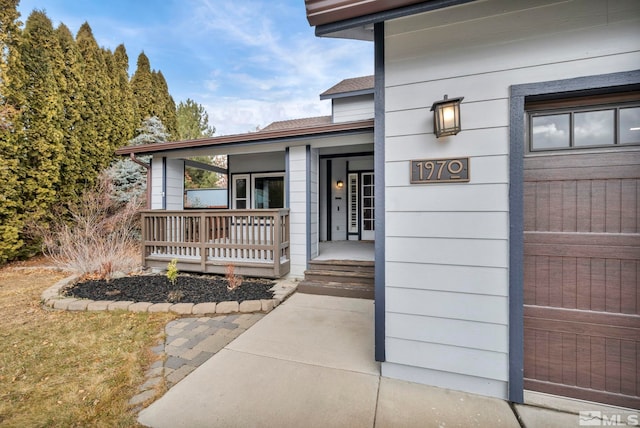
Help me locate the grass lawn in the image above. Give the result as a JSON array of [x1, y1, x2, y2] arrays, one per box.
[[0, 259, 177, 427]]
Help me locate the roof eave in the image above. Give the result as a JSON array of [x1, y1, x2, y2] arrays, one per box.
[[312, 0, 477, 39], [320, 88, 375, 100], [114, 119, 375, 156]]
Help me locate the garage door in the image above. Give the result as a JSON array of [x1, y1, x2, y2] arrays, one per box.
[[523, 98, 640, 409]]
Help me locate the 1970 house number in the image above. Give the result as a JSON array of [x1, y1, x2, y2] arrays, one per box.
[[410, 157, 470, 183]]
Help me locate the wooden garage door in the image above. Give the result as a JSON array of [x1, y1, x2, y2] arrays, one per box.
[[523, 100, 640, 409]]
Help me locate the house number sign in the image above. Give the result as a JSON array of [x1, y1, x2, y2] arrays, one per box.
[[410, 157, 469, 184]]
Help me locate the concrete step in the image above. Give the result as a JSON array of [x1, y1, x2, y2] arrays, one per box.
[[303, 269, 374, 286], [297, 280, 374, 300], [308, 259, 374, 273]]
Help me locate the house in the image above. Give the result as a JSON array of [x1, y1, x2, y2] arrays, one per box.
[[303, 0, 639, 410], [115, 0, 639, 410], [115, 76, 375, 280]]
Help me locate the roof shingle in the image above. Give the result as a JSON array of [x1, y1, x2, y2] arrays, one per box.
[[320, 75, 374, 99], [260, 116, 332, 132]]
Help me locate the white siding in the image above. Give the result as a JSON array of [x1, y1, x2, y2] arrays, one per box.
[[332, 94, 374, 123], [165, 159, 184, 210], [229, 152, 285, 173], [150, 156, 163, 210], [288, 146, 308, 278], [310, 149, 319, 258], [382, 0, 640, 399]]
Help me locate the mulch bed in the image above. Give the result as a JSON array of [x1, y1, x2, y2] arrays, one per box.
[[64, 274, 275, 304]]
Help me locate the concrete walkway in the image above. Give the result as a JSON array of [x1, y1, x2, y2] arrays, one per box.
[[138, 293, 589, 428]]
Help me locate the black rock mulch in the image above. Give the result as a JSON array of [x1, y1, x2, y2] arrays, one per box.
[[64, 274, 275, 304]]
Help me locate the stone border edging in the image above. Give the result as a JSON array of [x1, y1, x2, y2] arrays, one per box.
[[41, 274, 297, 315]]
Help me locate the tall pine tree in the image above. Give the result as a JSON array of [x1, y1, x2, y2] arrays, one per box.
[[111, 44, 135, 148], [152, 70, 177, 137], [54, 23, 86, 205], [76, 22, 113, 180], [0, 0, 24, 262], [15, 11, 65, 230], [131, 52, 153, 126]]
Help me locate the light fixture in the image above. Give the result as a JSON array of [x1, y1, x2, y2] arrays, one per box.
[[336, 180, 344, 189], [431, 94, 464, 138]]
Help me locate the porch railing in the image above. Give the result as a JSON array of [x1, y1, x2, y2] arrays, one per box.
[[141, 209, 290, 278]]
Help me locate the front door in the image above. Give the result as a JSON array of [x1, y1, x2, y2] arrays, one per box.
[[361, 172, 375, 240], [347, 172, 374, 241]]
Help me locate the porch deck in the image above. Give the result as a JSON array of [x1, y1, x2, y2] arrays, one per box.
[[315, 241, 374, 262], [141, 209, 290, 278]]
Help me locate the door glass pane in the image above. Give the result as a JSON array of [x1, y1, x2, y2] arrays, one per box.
[[236, 179, 246, 198], [620, 107, 640, 144], [531, 114, 570, 149], [254, 176, 284, 209], [236, 200, 246, 209], [574, 110, 614, 147]]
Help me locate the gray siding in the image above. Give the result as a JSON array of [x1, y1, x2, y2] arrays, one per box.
[[382, 0, 640, 399]]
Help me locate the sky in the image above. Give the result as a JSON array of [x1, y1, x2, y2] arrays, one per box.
[[16, 0, 373, 136]]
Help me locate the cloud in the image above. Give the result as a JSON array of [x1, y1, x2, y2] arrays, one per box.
[[179, 0, 373, 135]]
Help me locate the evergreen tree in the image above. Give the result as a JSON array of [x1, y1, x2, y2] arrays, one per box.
[[14, 11, 65, 231], [152, 70, 177, 137], [54, 23, 86, 205], [130, 116, 169, 145], [106, 116, 169, 204], [176, 98, 216, 140], [0, 0, 24, 262], [76, 22, 113, 180], [131, 52, 153, 125], [111, 44, 135, 147]]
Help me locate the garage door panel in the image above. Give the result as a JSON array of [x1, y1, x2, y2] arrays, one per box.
[[576, 257, 592, 310], [562, 258, 577, 309], [621, 179, 637, 232], [562, 181, 577, 231], [524, 151, 640, 170], [621, 260, 638, 315], [620, 340, 637, 397], [577, 180, 592, 231], [562, 332, 577, 386]]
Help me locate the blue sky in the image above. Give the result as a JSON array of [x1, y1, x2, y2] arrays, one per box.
[[16, 0, 373, 136]]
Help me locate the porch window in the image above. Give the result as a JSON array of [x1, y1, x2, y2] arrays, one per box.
[[253, 174, 284, 209], [231, 172, 285, 209]]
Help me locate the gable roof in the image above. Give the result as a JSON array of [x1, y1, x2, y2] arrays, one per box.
[[115, 118, 374, 156], [260, 116, 331, 132], [320, 75, 374, 100]]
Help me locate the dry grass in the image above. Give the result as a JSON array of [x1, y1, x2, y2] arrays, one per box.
[[0, 261, 176, 427]]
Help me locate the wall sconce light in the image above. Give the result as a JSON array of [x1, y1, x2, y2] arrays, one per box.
[[336, 180, 344, 189], [431, 94, 464, 138]]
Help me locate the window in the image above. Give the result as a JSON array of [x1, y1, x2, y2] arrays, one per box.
[[231, 173, 285, 209], [253, 174, 284, 209], [528, 99, 640, 151], [232, 175, 249, 209]]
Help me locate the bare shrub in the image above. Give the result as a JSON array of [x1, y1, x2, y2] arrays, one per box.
[[225, 264, 243, 291], [35, 174, 142, 279]]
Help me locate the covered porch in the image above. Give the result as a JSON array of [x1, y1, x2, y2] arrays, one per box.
[[141, 209, 290, 278]]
